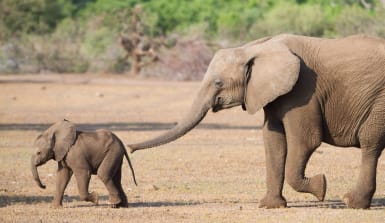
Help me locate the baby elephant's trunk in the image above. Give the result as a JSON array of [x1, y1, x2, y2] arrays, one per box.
[[31, 155, 46, 189]]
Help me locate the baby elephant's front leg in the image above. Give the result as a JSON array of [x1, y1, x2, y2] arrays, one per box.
[[52, 163, 73, 208], [74, 170, 99, 205]]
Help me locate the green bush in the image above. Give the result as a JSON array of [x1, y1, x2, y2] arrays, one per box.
[[217, 6, 263, 41], [335, 5, 385, 37], [250, 1, 330, 38], [0, 0, 73, 39], [1, 0, 385, 76]]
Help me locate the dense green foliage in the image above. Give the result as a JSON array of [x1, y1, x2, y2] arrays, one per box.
[[72, 0, 384, 38], [0, 0, 384, 75]]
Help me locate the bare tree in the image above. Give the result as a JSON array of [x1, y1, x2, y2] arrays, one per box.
[[119, 5, 157, 76]]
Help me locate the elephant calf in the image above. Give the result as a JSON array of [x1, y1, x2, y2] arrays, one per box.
[[31, 120, 137, 208]]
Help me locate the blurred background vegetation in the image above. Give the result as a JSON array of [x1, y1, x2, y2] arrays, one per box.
[[0, 0, 384, 80]]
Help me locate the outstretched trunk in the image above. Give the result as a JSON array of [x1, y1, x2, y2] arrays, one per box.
[[129, 89, 212, 152], [31, 155, 46, 189]]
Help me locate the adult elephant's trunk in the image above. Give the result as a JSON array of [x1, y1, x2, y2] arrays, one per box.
[[31, 155, 46, 189], [129, 87, 213, 152]]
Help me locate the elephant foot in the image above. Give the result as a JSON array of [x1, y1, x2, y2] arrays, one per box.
[[109, 195, 123, 208], [258, 194, 287, 209], [110, 201, 128, 208], [119, 196, 129, 208], [343, 192, 371, 209], [110, 203, 119, 208], [287, 174, 327, 201], [309, 174, 327, 201], [89, 191, 99, 205], [51, 202, 63, 209], [119, 201, 129, 208]]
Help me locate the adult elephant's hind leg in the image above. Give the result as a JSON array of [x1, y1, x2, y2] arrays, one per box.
[[344, 113, 385, 209], [343, 147, 382, 209], [259, 117, 288, 208]]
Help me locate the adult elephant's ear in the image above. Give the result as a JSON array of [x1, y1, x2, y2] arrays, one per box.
[[243, 42, 300, 114], [53, 119, 76, 161]]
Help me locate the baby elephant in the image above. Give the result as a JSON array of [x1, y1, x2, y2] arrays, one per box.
[[31, 119, 137, 208]]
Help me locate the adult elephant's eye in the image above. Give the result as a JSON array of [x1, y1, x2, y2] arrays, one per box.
[[214, 79, 223, 89]]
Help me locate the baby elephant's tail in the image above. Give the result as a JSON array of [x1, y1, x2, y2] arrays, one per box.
[[118, 139, 138, 186], [123, 148, 138, 186]]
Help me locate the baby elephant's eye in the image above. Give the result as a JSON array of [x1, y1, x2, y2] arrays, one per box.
[[214, 79, 223, 89]]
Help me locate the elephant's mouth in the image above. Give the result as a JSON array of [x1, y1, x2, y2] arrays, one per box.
[[212, 105, 221, 113], [212, 102, 242, 113]]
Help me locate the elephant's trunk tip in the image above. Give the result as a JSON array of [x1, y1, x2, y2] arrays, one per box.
[[127, 144, 136, 153]]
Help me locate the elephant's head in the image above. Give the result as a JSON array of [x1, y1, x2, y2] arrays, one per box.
[[129, 35, 300, 152], [31, 119, 76, 189]]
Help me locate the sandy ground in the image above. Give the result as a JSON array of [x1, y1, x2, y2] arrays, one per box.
[[0, 74, 385, 222]]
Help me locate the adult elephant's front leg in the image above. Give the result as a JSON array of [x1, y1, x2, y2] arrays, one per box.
[[284, 116, 326, 202], [259, 117, 287, 208], [285, 139, 326, 201]]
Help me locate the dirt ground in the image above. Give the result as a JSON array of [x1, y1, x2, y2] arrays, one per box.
[[1, 74, 385, 223]]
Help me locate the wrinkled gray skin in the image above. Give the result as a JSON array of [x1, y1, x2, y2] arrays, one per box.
[[129, 34, 385, 209], [32, 120, 137, 208]]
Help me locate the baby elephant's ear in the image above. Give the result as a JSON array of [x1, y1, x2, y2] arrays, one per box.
[[53, 120, 76, 161]]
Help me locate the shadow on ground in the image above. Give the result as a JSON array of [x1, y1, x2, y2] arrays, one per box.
[[0, 194, 112, 208], [289, 198, 385, 210], [130, 200, 202, 208], [0, 194, 202, 209], [2, 194, 385, 210], [0, 122, 261, 132], [0, 194, 80, 207], [0, 194, 52, 207]]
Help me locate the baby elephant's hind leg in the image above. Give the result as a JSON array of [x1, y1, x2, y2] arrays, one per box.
[[97, 150, 125, 208], [113, 166, 128, 207]]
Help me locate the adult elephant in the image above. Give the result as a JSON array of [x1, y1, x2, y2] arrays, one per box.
[[129, 34, 385, 209]]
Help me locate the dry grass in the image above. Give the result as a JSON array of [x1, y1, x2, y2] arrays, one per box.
[[0, 75, 385, 222]]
